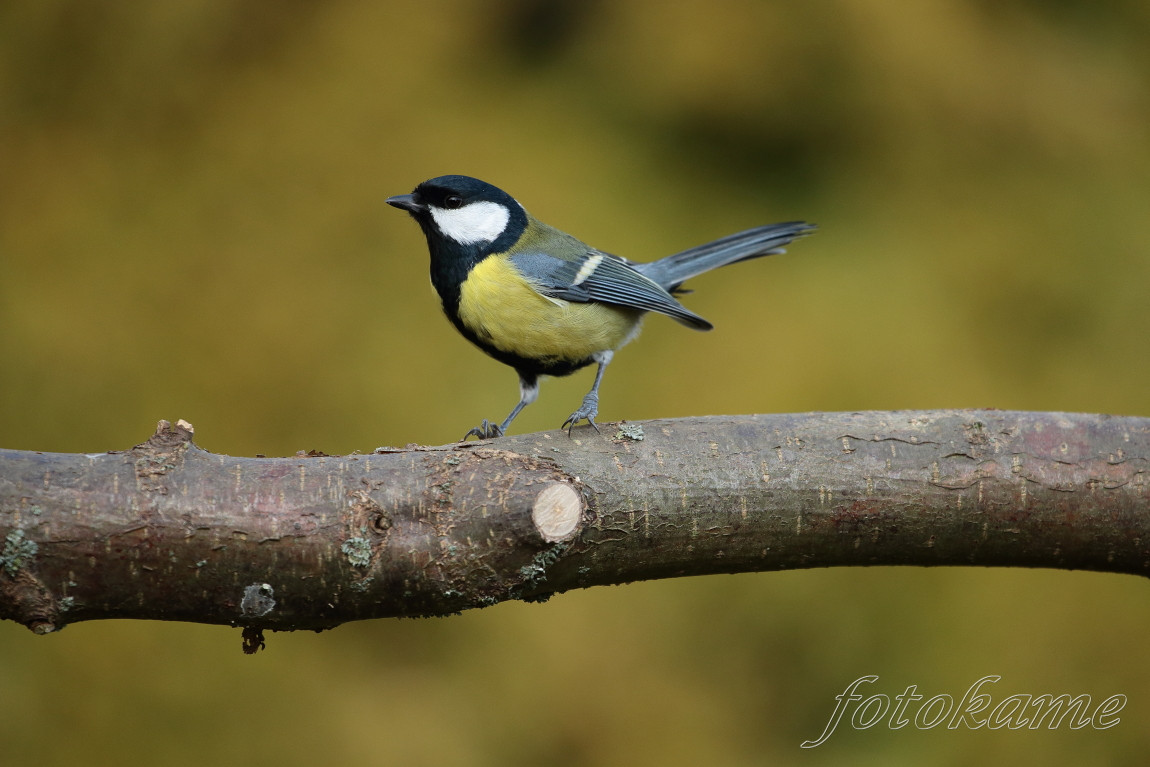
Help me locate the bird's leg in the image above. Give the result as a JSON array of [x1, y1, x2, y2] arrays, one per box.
[[463, 374, 538, 440], [462, 420, 502, 440], [562, 351, 612, 435]]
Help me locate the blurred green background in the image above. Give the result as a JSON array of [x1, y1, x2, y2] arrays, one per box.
[[2, 1, 1149, 764]]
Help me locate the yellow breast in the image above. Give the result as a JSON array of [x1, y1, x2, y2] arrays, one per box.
[[457, 256, 641, 363]]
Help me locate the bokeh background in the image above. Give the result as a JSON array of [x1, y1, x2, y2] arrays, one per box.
[[2, 1, 1149, 764]]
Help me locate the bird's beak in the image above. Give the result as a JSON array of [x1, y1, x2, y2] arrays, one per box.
[[386, 194, 426, 214]]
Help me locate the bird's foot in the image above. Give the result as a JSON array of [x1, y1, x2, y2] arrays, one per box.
[[561, 393, 601, 436], [463, 420, 504, 441]]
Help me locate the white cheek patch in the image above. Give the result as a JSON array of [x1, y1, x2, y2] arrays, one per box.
[[430, 201, 511, 245]]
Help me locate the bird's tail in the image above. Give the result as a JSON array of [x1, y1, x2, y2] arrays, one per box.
[[637, 221, 816, 292]]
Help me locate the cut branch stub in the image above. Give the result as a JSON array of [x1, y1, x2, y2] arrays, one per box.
[[532, 483, 584, 542]]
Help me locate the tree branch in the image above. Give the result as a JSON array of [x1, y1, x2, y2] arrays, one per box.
[[2, 410, 1147, 638]]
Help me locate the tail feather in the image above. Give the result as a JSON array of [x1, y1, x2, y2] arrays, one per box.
[[636, 221, 816, 291]]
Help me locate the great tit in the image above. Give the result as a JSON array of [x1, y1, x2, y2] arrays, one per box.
[[387, 175, 815, 440]]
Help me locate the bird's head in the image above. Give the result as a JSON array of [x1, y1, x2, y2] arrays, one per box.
[[387, 175, 527, 254]]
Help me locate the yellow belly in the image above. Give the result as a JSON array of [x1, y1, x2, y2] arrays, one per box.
[[457, 256, 641, 363]]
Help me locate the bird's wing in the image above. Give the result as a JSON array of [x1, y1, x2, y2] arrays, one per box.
[[509, 250, 712, 330]]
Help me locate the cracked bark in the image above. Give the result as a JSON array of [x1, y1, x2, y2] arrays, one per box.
[[1, 410, 1147, 639]]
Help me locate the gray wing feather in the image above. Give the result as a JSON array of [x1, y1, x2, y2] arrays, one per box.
[[510, 251, 711, 330]]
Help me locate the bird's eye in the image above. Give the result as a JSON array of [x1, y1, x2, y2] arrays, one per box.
[[444, 195, 463, 210]]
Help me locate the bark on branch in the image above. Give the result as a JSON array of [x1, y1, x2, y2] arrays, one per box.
[[1, 410, 1147, 639]]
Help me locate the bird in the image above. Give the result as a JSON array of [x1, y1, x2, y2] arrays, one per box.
[[386, 175, 815, 440]]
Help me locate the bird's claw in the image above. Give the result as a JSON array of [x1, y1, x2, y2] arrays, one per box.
[[562, 394, 601, 436], [463, 420, 504, 441]]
